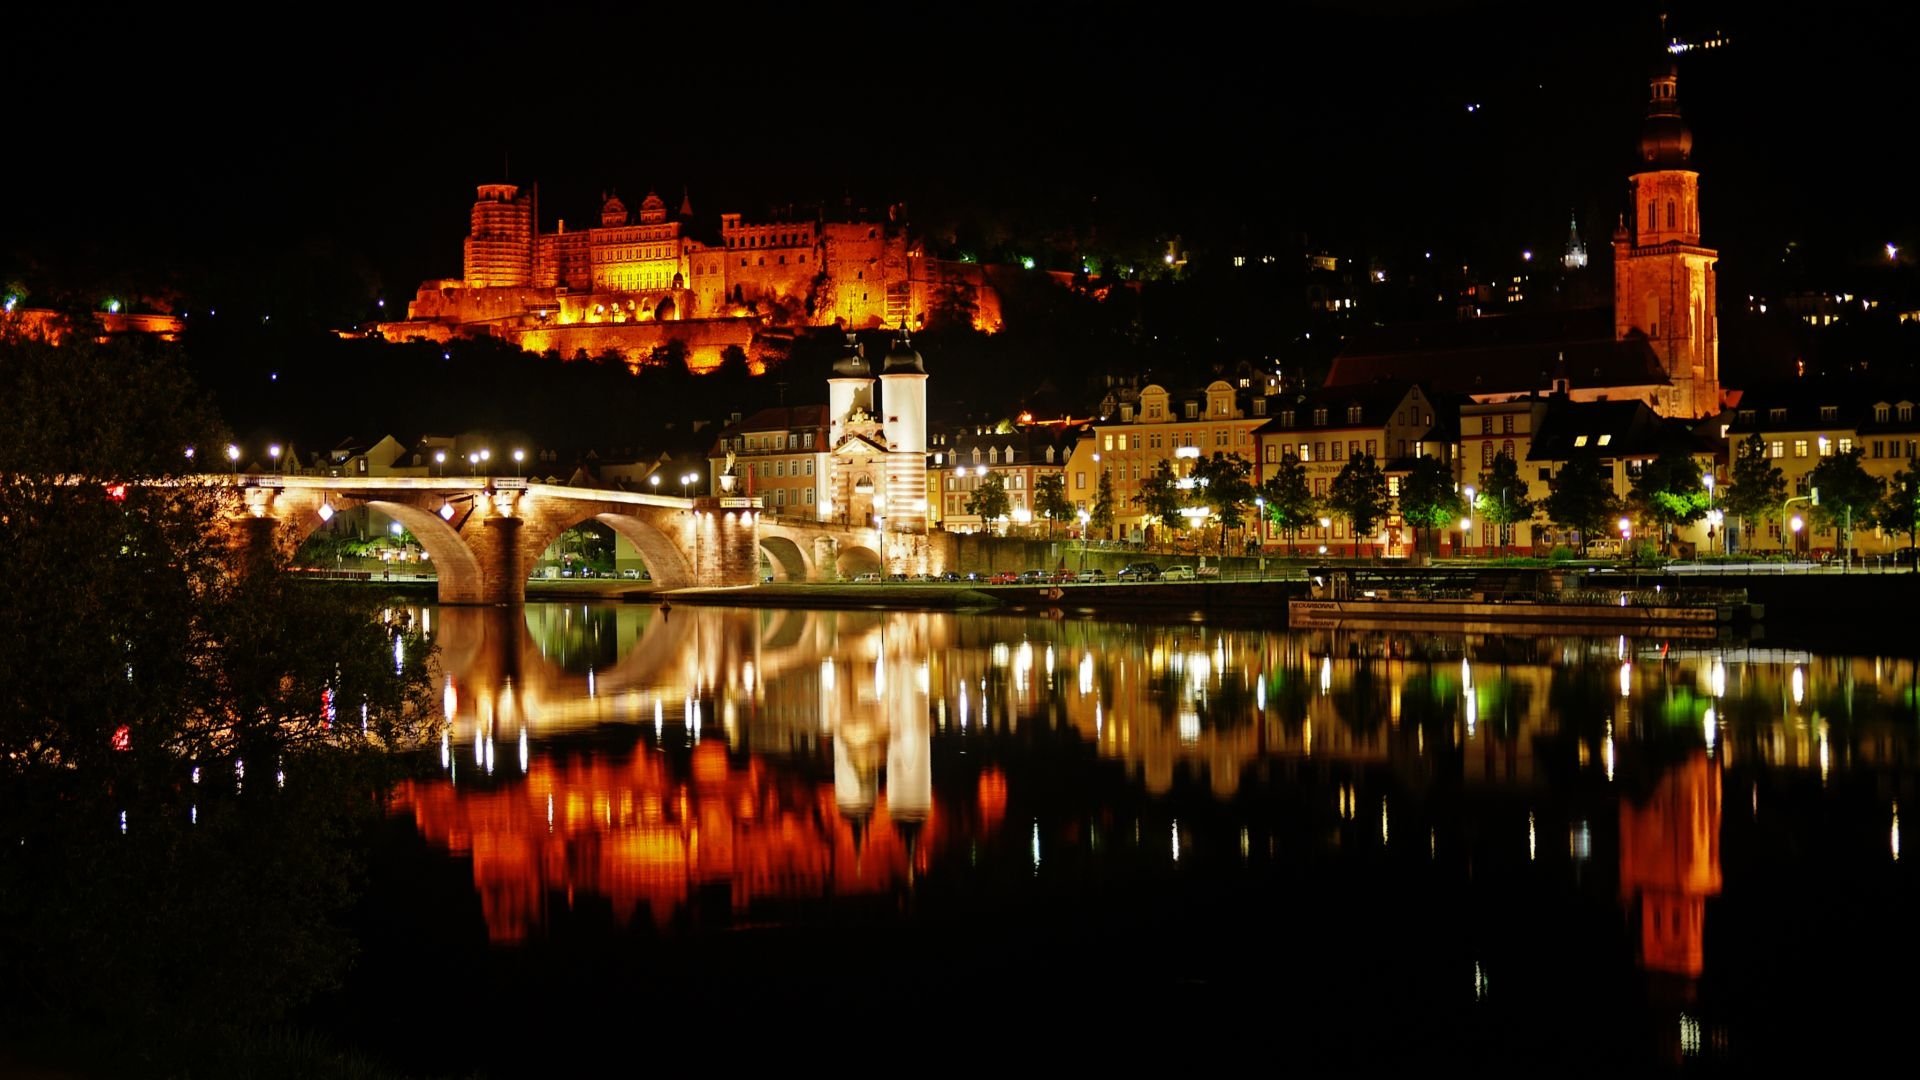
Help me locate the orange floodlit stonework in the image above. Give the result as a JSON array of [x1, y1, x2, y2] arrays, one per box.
[[393, 742, 948, 944], [1, 307, 183, 344], [376, 183, 1002, 371]]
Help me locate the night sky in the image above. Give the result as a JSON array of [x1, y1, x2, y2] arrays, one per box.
[[4, 2, 1914, 313]]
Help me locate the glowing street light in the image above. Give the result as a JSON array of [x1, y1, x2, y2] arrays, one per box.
[[433, 450, 446, 477], [1889, 243, 1900, 262], [649, 474, 661, 492], [268, 444, 281, 473], [512, 449, 525, 477], [226, 444, 239, 474], [467, 452, 480, 476]]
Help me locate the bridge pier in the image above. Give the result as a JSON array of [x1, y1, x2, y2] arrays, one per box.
[[473, 516, 525, 605]]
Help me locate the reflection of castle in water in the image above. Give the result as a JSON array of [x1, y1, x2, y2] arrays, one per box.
[[401, 603, 1915, 947]]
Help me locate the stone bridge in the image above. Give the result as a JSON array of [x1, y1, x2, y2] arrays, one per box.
[[217, 476, 765, 604], [755, 515, 955, 582]]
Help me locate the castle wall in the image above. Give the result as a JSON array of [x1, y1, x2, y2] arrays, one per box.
[[512, 317, 755, 373]]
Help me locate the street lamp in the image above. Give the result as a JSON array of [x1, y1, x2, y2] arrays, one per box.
[[649, 474, 661, 493], [1702, 471, 1716, 556], [434, 450, 445, 477], [1790, 514, 1805, 559], [512, 449, 524, 477], [467, 452, 480, 477], [226, 444, 239, 474], [268, 444, 281, 473], [1460, 516, 1473, 556]]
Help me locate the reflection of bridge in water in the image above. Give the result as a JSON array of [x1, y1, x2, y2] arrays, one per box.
[[397, 605, 1917, 966]]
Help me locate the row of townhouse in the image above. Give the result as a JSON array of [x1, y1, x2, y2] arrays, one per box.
[[705, 375, 1920, 557]]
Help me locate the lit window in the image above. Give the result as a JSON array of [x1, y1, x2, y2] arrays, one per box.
[[1795, 439, 1809, 458], [1597, 434, 1611, 446], [1839, 437, 1853, 454], [1573, 435, 1589, 447]]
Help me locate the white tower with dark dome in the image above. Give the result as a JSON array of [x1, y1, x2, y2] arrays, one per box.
[[879, 327, 928, 533]]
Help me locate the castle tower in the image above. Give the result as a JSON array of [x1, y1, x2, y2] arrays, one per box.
[[1614, 48, 1722, 418], [462, 184, 533, 287], [879, 327, 929, 533]]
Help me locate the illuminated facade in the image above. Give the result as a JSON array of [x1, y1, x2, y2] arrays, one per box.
[[381, 183, 1002, 369], [930, 426, 1073, 533], [1252, 383, 1446, 556], [706, 405, 829, 519], [1067, 381, 1267, 542], [1724, 389, 1920, 557]]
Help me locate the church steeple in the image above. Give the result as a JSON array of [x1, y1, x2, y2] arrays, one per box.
[[1613, 19, 1721, 421], [1563, 212, 1588, 270]]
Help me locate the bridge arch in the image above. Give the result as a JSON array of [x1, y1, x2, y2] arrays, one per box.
[[366, 499, 487, 604], [516, 508, 697, 591], [759, 535, 811, 582], [835, 544, 882, 579], [595, 513, 697, 589]]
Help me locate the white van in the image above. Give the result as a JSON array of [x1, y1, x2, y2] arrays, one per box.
[[1161, 565, 1196, 581]]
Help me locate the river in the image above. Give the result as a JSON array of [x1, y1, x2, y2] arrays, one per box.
[[330, 602, 1920, 1073]]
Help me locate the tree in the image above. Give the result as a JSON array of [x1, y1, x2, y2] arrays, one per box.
[[1258, 453, 1317, 554], [1034, 473, 1074, 539], [1091, 467, 1116, 536], [1630, 449, 1710, 554], [1397, 455, 1464, 557], [1807, 447, 1883, 561], [0, 333, 435, 1065], [965, 471, 1010, 527], [1878, 457, 1920, 571], [1544, 456, 1620, 546], [1135, 458, 1186, 539], [1477, 450, 1536, 552], [1191, 451, 1255, 556], [1327, 452, 1389, 557], [1722, 432, 1785, 554]]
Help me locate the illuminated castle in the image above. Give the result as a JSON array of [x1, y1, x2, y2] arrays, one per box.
[[381, 182, 1000, 370]]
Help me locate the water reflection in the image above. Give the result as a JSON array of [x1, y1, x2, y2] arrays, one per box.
[[384, 603, 1920, 1063]]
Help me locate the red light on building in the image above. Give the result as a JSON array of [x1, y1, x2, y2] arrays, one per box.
[[111, 725, 131, 751], [105, 483, 127, 502]]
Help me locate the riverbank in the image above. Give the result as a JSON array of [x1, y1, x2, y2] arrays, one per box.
[[658, 580, 1309, 618]]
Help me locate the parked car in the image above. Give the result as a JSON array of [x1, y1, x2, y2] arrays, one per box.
[[1075, 568, 1106, 583], [887, 572, 911, 582], [621, 568, 642, 579], [1585, 538, 1623, 558], [1049, 568, 1076, 583], [851, 572, 883, 583], [988, 571, 1020, 584], [938, 571, 965, 582], [1161, 565, 1196, 581], [1017, 569, 1050, 584], [1118, 562, 1161, 581]]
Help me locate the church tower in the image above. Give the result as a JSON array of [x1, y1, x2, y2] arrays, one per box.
[[1613, 44, 1722, 418]]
